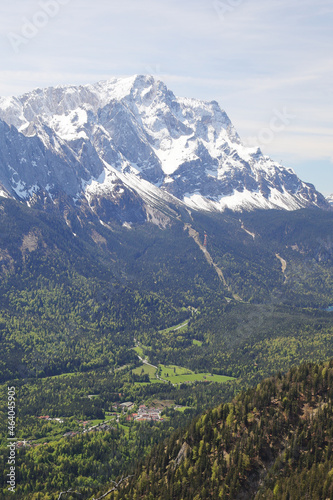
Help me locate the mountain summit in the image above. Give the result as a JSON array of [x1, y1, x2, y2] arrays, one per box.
[[0, 75, 328, 220]]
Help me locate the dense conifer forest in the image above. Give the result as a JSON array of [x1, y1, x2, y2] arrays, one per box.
[[1, 197, 333, 499], [108, 360, 333, 500]]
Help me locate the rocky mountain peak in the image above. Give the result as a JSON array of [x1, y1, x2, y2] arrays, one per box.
[[0, 76, 329, 221]]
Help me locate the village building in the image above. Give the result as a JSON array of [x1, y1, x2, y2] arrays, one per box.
[[120, 401, 134, 411]]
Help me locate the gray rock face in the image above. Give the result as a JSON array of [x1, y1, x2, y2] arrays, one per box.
[[0, 118, 103, 199], [0, 75, 329, 221]]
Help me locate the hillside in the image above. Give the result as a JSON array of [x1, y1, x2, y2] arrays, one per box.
[[1, 197, 333, 383], [109, 360, 333, 500], [0, 197, 333, 498], [0, 75, 332, 500]]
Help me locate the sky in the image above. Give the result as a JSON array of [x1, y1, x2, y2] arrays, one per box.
[[0, 0, 332, 194]]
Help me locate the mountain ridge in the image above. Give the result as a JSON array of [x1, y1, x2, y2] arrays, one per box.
[[0, 75, 329, 220]]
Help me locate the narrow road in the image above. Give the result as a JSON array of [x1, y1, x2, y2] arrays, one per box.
[[173, 321, 189, 331], [137, 355, 157, 370]]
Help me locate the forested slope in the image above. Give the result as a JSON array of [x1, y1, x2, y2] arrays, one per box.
[[1, 197, 333, 499], [110, 360, 333, 500]]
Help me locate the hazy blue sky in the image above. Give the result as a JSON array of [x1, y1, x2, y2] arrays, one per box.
[[0, 0, 332, 194]]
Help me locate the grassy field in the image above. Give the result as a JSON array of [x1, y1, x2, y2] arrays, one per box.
[[89, 418, 107, 427], [174, 406, 192, 412], [192, 339, 203, 346], [158, 320, 189, 334], [160, 364, 191, 378], [133, 363, 157, 378], [133, 345, 145, 358], [118, 423, 130, 437], [170, 373, 234, 384], [159, 364, 234, 385], [133, 380, 163, 385], [132, 360, 234, 386], [104, 415, 116, 421]]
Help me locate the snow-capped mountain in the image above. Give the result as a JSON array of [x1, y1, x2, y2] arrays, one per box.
[[0, 75, 329, 221], [326, 194, 333, 206]]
